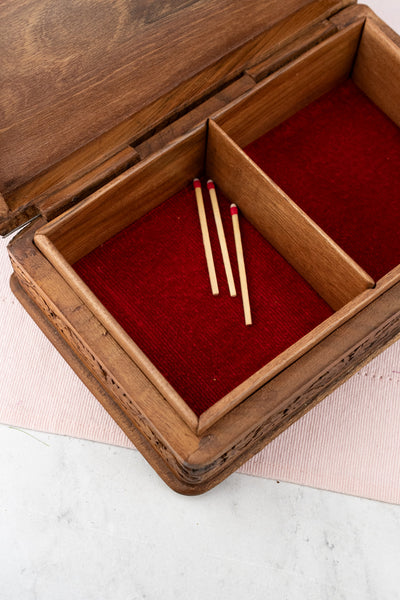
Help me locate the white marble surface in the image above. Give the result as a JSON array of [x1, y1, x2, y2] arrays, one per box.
[[1, 423, 400, 600], [2, 2, 400, 598]]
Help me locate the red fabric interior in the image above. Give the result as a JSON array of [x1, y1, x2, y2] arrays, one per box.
[[245, 79, 400, 281], [74, 185, 332, 416], [73, 78, 400, 416]]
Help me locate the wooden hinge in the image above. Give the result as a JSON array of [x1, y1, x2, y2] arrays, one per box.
[[0, 147, 139, 236], [37, 147, 140, 221], [246, 20, 338, 83], [135, 75, 256, 159], [0, 193, 8, 220]]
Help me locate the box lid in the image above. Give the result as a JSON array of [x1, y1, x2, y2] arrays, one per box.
[[0, 0, 353, 234]]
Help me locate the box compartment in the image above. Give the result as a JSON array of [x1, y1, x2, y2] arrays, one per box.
[[215, 19, 400, 282], [34, 115, 372, 433], [72, 182, 337, 419]]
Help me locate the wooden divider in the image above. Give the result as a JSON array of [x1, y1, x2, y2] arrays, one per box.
[[206, 120, 374, 311]]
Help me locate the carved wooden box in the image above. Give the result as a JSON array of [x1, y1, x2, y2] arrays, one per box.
[[3, 1, 400, 493]]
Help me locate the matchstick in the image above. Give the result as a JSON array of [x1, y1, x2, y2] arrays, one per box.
[[193, 179, 219, 295], [207, 180, 236, 297], [230, 204, 252, 325]]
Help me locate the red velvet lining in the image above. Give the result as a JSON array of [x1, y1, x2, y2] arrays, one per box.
[[245, 79, 400, 281], [74, 79, 400, 416], [73, 184, 332, 416]]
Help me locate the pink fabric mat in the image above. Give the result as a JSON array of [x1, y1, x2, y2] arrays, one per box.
[[1, 236, 400, 503]]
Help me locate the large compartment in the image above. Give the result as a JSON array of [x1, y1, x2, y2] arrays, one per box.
[[33, 17, 400, 433]]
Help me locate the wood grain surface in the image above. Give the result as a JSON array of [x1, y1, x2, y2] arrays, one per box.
[[0, 0, 352, 204], [353, 18, 400, 129], [37, 126, 206, 264], [37, 148, 140, 220], [246, 19, 337, 81], [214, 22, 363, 148]]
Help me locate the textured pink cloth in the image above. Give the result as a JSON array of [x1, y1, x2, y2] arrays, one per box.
[[2, 237, 400, 503]]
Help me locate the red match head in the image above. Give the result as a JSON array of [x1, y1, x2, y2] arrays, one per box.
[[193, 178, 201, 189], [207, 179, 215, 190], [230, 204, 238, 216]]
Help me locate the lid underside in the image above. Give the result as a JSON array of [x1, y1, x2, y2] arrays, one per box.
[[0, 0, 354, 231]]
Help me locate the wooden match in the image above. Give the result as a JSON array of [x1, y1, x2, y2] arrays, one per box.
[[230, 204, 252, 325], [207, 180, 236, 297], [193, 178, 219, 295]]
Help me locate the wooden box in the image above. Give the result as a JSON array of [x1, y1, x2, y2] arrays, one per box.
[[3, 1, 400, 494]]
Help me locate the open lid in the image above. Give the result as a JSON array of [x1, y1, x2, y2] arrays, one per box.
[[0, 0, 353, 234]]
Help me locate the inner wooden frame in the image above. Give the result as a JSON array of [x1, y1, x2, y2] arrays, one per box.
[[212, 16, 400, 281], [34, 131, 372, 434], [33, 18, 400, 435]]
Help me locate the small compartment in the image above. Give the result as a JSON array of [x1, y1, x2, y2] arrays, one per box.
[[215, 18, 400, 282], [72, 181, 334, 419], [34, 117, 371, 433]]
